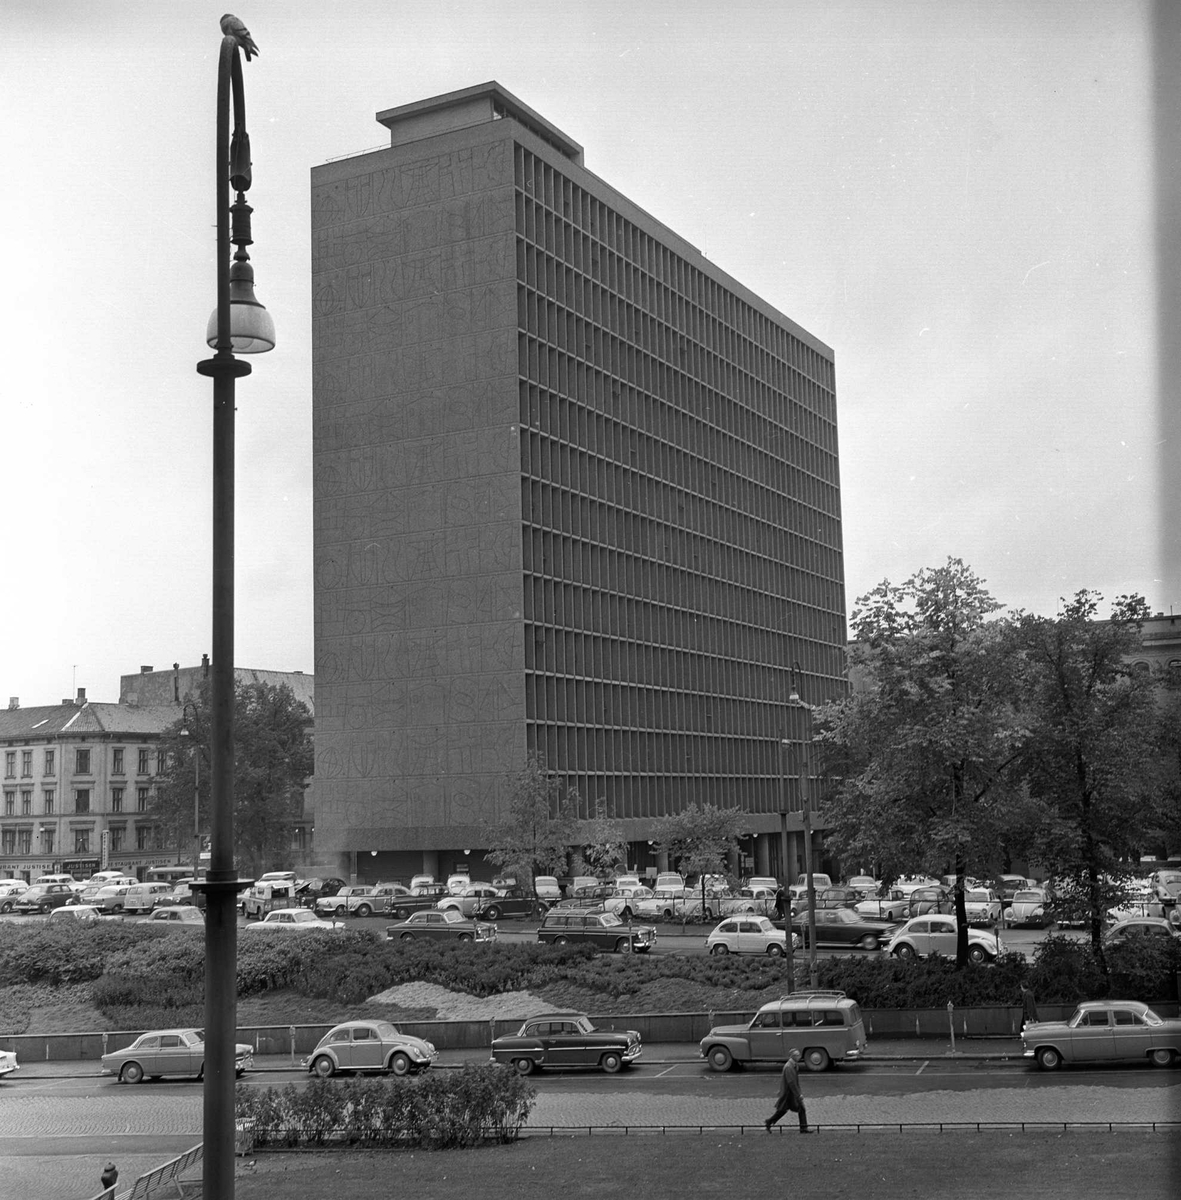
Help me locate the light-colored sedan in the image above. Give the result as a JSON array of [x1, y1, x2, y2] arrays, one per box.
[[242, 907, 340, 932], [302, 1020, 438, 1078], [435, 882, 500, 916], [47, 904, 118, 924], [885, 916, 1001, 964], [963, 888, 1002, 926], [138, 905, 205, 928], [855, 887, 911, 922], [706, 915, 797, 957], [0, 1048, 18, 1080], [1004, 889, 1052, 928], [101, 1028, 253, 1083], [1022, 1000, 1181, 1070]]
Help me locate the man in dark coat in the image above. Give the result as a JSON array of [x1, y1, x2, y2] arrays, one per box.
[[765, 1048, 810, 1133]]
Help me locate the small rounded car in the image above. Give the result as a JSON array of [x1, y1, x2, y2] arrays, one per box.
[[706, 915, 797, 957], [963, 888, 1003, 927], [1102, 917, 1181, 948], [302, 1020, 438, 1078], [101, 1028, 253, 1083], [242, 907, 341, 932], [0, 1047, 19, 1081], [885, 915, 1001, 963], [1004, 889, 1052, 929], [137, 905, 205, 928], [854, 886, 911, 922], [47, 904, 116, 923], [490, 1012, 642, 1075], [0, 880, 29, 913], [1022, 1000, 1181, 1070]]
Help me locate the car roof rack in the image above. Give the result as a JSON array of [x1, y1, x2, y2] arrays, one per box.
[[776, 990, 848, 1002]]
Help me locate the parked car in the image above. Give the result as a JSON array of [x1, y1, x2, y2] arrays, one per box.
[[855, 887, 911, 922], [409, 873, 436, 890], [78, 877, 137, 905], [1102, 917, 1181, 948], [992, 875, 1035, 905], [963, 888, 1003, 926], [122, 882, 174, 916], [907, 886, 954, 918], [89, 884, 133, 913], [490, 1012, 642, 1075], [385, 885, 451, 921], [294, 877, 347, 908], [47, 904, 116, 924], [137, 905, 205, 928], [471, 888, 548, 922], [533, 875, 562, 902], [632, 887, 724, 922], [792, 906, 899, 951], [706, 915, 796, 957], [654, 872, 686, 892], [385, 909, 496, 942], [33, 873, 80, 890], [302, 1020, 438, 1077], [700, 990, 868, 1073], [720, 886, 779, 917], [599, 886, 655, 920], [242, 908, 341, 932], [0, 880, 29, 913], [1022, 1000, 1181, 1070], [12, 884, 79, 914], [536, 908, 656, 952], [787, 873, 833, 902], [1005, 889, 1052, 928], [0, 1047, 17, 1080], [436, 882, 499, 916], [313, 885, 377, 918], [885, 916, 1001, 964], [844, 875, 880, 899], [445, 871, 471, 895], [101, 1028, 253, 1084], [1149, 870, 1181, 908]]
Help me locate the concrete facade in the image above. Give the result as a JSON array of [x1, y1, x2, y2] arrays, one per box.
[[311, 83, 846, 879]]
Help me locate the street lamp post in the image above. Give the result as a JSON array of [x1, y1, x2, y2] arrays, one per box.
[[778, 737, 796, 991], [179, 702, 203, 878], [193, 24, 273, 1200], [788, 667, 819, 989]]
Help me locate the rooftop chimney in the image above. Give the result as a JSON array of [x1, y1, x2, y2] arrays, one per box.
[[140, 665, 153, 674], [201, 653, 210, 678], [7, 697, 17, 710], [76, 687, 86, 705]]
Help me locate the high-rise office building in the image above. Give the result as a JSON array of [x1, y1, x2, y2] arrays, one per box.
[[311, 83, 846, 883]]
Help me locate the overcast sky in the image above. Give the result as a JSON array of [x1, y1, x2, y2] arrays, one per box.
[[3, 1, 1167, 707]]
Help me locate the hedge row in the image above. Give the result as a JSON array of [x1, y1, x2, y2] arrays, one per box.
[[235, 1064, 535, 1148]]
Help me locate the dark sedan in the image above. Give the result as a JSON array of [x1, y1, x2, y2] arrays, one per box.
[[490, 1012, 642, 1075], [385, 909, 496, 942], [792, 906, 899, 950], [471, 888, 547, 921], [12, 884, 78, 914]]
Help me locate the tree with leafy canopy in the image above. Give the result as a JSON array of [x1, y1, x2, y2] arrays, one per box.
[[816, 559, 1028, 966], [651, 803, 746, 916], [1008, 591, 1160, 960], [574, 798, 630, 880], [152, 678, 314, 878], [483, 753, 579, 897]]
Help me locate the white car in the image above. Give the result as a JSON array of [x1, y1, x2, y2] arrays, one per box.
[[885, 916, 1001, 964], [706, 915, 798, 957], [314, 885, 378, 918], [91, 884, 133, 913], [47, 904, 116, 923], [964, 888, 1002, 926], [243, 908, 341, 932], [855, 888, 911, 922], [0, 1048, 19, 1080], [533, 875, 562, 902], [0, 880, 28, 913], [1005, 889, 1052, 928], [788, 873, 833, 902], [634, 887, 725, 921], [719, 886, 779, 917], [436, 883, 500, 916], [601, 885, 655, 919]]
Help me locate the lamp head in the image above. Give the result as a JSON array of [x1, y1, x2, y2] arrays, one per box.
[[206, 248, 275, 353]]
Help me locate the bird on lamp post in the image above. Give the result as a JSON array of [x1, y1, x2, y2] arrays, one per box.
[[220, 14, 260, 60]]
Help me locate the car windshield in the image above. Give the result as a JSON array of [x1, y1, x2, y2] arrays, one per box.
[[441, 910, 463, 923], [573, 1016, 596, 1033], [598, 912, 623, 926], [283, 910, 316, 923], [831, 909, 858, 924], [967, 890, 992, 902], [1014, 891, 1043, 902]]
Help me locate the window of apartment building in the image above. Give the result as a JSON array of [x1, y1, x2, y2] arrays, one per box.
[[138, 748, 150, 775], [137, 787, 149, 812], [135, 826, 152, 851], [75, 748, 91, 775], [112, 748, 124, 774], [3, 792, 13, 816], [1, 830, 14, 855], [43, 749, 55, 776], [21, 750, 32, 777], [42, 828, 54, 854], [111, 787, 123, 813], [109, 827, 124, 852], [74, 830, 90, 854], [20, 791, 31, 816], [75, 789, 90, 814], [43, 789, 54, 815], [17, 830, 31, 855], [4, 752, 13, 778]]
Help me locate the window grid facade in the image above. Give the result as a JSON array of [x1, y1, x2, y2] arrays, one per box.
[[512, 146, 846, 820]]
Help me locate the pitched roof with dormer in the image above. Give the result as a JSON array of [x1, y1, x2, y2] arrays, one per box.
[[0, 701, 179, 743]]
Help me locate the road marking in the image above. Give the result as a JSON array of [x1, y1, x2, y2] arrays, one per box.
[[654, 1065, 679, 1077], [916, 1060, 929, 1075]]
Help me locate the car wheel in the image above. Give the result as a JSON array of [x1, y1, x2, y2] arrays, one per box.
[[662, 908, 675, 920], [400, 933, 415, 942], [620, 906, 633, 921], [389, 1052, 411, 1077], [967, 945, 988, 965], [121, 1061, 145, 1084], [710, 943, 730, 955], [613, 937, 632, 954], [514, 1057, 535, 1076], [859, 935, 880, 951], [113, 904, 123, 913], [334, 904, 347, 917], [1035, 1046, 1062, 1071], [484, 906, 501, 921], [766, 943, 784, 957], [707, 1046, 734, 1072], [1150, 1048, 1174, 1068], [235, 1067, 246, 1078], [355, 904, 372, 918], [554, 935, 569, 945], [600, 1051, 623, 1074], [894, 943, 916, 960], [803, 1047, 831, 1072], [0, 901, 10, 914], [313, 1055, 335, 1078], [196, 1065, 204, 1081]]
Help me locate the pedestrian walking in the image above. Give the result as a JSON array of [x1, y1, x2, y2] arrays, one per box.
[[1020, 984, 1039, 1027], [765, 1048, 810, 1133]]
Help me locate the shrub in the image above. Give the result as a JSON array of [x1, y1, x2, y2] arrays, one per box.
[[1103, 936, 1181, 1001], [1027, 935, 1107, 1004], [236, 1063, 535, 1149]]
